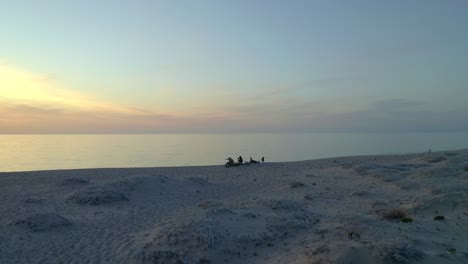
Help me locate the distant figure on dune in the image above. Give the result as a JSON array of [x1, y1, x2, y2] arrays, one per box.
[[238, 156, 243, 164], [261, 157, 265, 163], [250, 157, 258, 164]]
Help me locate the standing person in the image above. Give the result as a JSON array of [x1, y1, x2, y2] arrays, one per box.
[[261, 157, 265, 163], [238, 156, 243, 164]]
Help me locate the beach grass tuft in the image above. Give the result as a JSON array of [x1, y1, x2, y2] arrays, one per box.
[[380, 208, 408, 220], [289, 181, 306, 188], [401, 217, 413, 223], [434, 215, 445, 221]]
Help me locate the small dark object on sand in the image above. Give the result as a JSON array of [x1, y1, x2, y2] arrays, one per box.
[[250, 157, 259, 164], [401, 217, 413, 223], [434, 215, 445, 220], [261, 157, 264, 162], [380, 208, 408, 220], [289, 181, 306, 188], [348, 231, 360, 239]]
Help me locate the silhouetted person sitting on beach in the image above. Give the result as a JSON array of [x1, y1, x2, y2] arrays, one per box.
[[225, 157, 235, 167], [238, 156, 243, 164], [261, 157, 265, 163], [250, 157, 258, 164]]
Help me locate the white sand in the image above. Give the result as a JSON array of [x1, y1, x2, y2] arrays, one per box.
[[1, 150, 468, 264]]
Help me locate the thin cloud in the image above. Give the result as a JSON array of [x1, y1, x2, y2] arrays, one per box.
[[249, 76, 361, 102], [296, 99, 468, 133]]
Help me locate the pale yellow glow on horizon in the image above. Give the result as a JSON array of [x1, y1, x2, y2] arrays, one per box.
[[0, 62, 346, 133], [0, 63, 159, 115], [0, 62, 178, 133], [0, 62, 242, 133]]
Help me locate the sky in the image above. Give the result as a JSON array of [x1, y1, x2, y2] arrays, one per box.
[[1, 0, 468, 133]]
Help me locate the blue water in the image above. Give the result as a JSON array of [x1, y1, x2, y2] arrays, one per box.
[[0, 133, 467, 172]]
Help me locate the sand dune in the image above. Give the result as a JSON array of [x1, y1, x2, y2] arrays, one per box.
[[1, 150, 468, 263]]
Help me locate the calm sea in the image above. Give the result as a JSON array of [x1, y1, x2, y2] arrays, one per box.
[[1, 133, 467, 172]]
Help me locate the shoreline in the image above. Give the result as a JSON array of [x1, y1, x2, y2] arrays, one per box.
[[1, 149, 467, 263], [3, 149, 463, 174]]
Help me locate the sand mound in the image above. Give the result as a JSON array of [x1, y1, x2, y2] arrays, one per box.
[[197, 201, 224, 209], [142, 197, 319, 263], [266, 211, 318, 232], [23, 197, 44, 204], [352, 163, 412, 182], [61, 177, 89, 186], [335, 245, 377, 264], [13, 213, 72, 232], [142, 219, 218, 263], [205, 207, 236, 216], [142, 250, 203, 264], [413, 192, 468, 215], [186, 177, 210, 185], [68, 180, 133, 205], [304, 244, 333, 263], [263, 199, 304, 211], [416, 154, 447, 163], [198, 200, 235, 216], [69, 189, 129, 205], [304, 242, 424, 264], [377, 243, 424, 263], [421, 166, 460, 178]]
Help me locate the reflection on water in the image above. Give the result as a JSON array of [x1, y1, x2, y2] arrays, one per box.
[[0, 133, 467, 172]]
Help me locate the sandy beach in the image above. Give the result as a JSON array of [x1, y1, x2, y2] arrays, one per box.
[[1, 150, 467, 264]]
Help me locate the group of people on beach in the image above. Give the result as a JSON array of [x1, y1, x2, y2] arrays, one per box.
[[225, 155, 264, 167]]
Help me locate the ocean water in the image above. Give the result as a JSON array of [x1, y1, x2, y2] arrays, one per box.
[[0, 133, 467, 172]]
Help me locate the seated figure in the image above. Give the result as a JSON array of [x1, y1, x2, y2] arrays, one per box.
[[225, 157, 235, 167]]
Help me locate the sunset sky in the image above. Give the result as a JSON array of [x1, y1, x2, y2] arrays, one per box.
[[1, 0, 468, 133]]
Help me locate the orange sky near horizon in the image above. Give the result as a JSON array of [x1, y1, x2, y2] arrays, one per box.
[[0, 63, 190, 133], [0, 62, 302, 133]]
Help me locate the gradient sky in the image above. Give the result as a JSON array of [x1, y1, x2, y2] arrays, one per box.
[[1, 0, 468, 133]]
